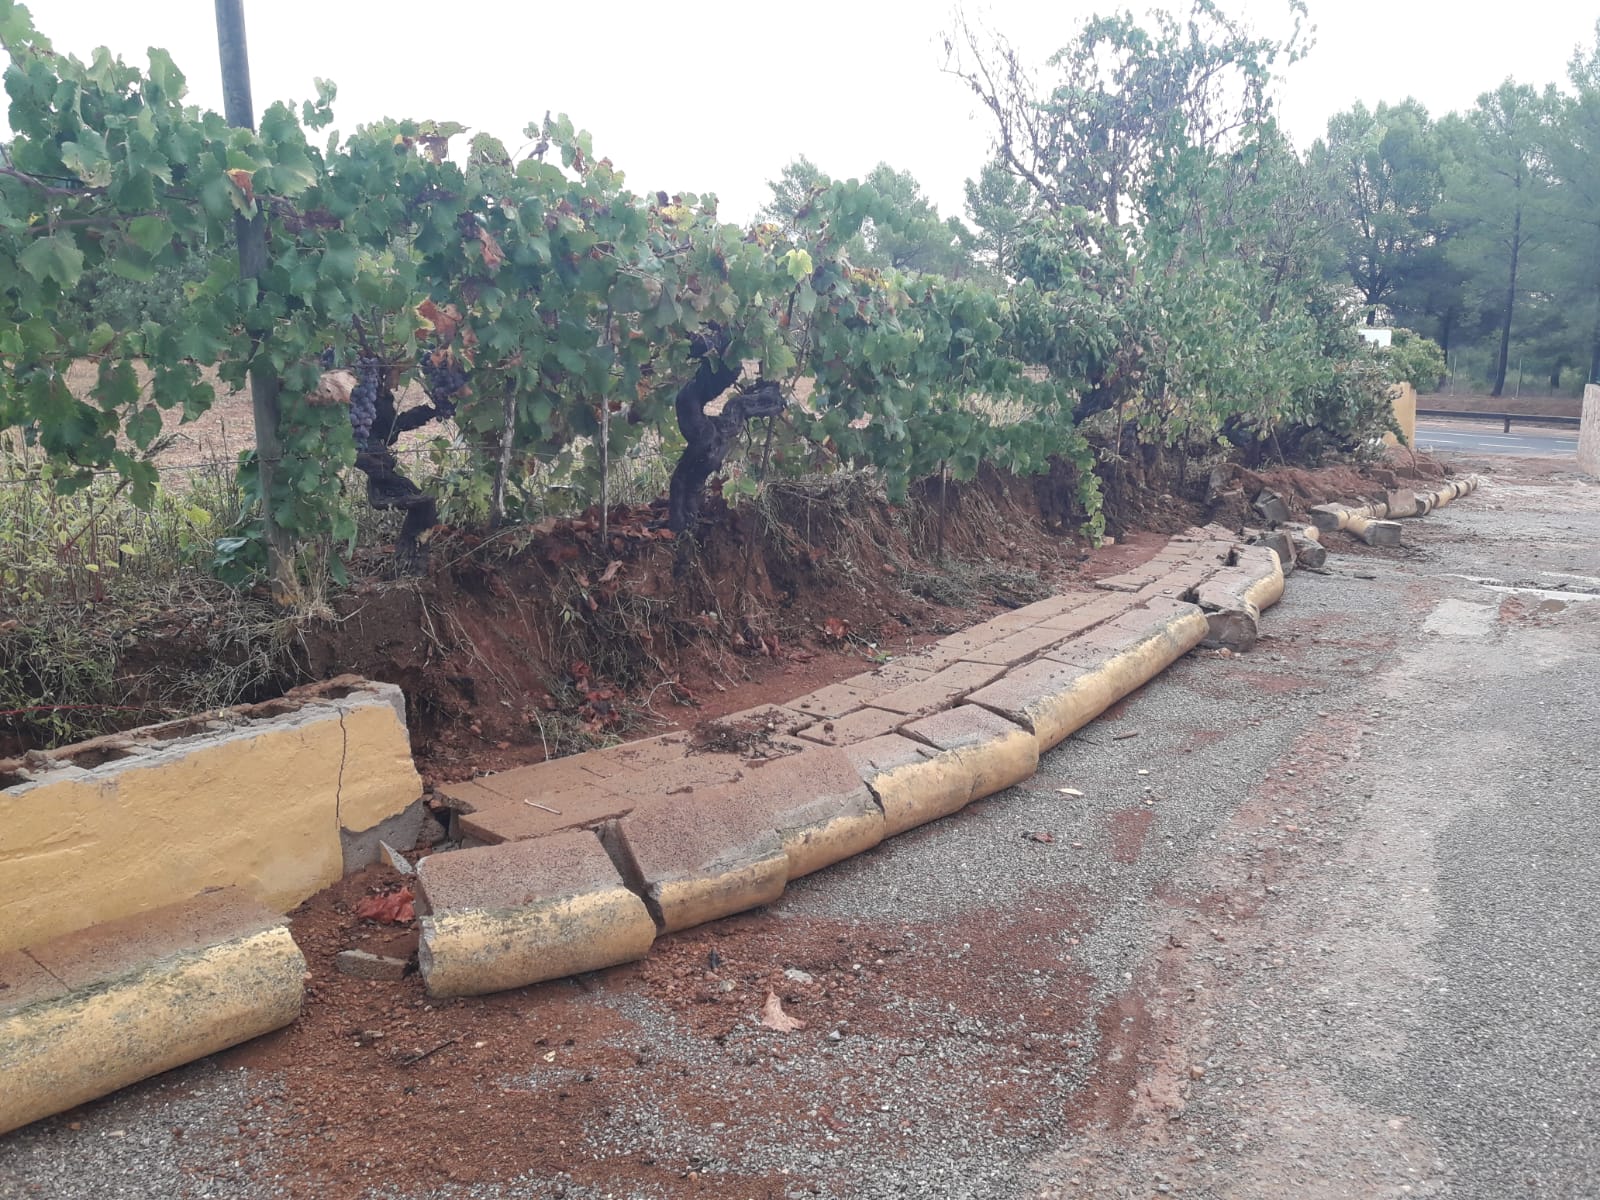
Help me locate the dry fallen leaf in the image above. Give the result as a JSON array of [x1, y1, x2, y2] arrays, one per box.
[[760, 991, 806, 1033], [354, 888, 415, 925]]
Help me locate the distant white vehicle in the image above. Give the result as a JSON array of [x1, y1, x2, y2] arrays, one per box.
[[1358, 327, 1393, 348]]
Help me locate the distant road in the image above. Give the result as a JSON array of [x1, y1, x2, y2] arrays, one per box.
[[1413, 418, 1579, 457]]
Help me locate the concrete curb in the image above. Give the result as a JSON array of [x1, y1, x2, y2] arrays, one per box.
[[0, 890, 305, 1136], [416, 833, 656, 1000], [1311, 475, 1479, 540], [1, 676, 424, 955], [417, 524, 1296, 997]]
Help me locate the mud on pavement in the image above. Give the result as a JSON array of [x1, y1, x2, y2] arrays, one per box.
[[3, 458, 1597, 1199]]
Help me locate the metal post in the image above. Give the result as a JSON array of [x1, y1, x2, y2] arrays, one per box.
[[214, 0, 299, 604]]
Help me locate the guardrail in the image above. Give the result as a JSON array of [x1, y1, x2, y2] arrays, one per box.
[[1417, 408, 1582, 433]]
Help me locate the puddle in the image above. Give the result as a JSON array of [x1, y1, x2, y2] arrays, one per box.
[[1434, 573, 1600, 604], [1422, 599, 1498, 639]]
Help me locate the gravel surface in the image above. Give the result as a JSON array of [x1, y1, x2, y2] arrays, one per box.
[[3, 460, 1597, 1199]]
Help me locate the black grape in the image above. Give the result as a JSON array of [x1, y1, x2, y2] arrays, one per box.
[[349, 354, 380, 443]]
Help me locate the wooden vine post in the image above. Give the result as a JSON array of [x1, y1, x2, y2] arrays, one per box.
[[213, 0, 300, 604]]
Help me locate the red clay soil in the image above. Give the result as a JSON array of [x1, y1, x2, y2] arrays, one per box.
[[203, 854, 1100, 1200]]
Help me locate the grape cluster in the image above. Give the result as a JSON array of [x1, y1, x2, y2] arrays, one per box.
[[419, 346, 468, 419], [318, 345, 336, 370], [349, 354, 381, 442]]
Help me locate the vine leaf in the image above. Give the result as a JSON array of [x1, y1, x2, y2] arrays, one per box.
[[18, 236, 85, 289]]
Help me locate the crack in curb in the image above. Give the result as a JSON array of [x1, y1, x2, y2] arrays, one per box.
[[334, 709, 348, 831], [21, 947, 67, 989]]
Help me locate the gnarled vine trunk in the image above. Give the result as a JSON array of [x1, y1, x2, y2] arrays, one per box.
[[666, 326, 786, 534]]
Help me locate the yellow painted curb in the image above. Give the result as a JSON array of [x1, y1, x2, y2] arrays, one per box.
[[606, 803, 790, 936], [419, 891, 656, 1000], [1, 679, 422, 954], [1239, 548, 1286, 612], [0, 926, 304, 1136], [777, 799, 886, 879], [652, 855, 788, 934], [955, 722, 1040, 802], [901, 707, 1040, 806], [848, 735, 978, 837], [972, 606, 1209, 751]]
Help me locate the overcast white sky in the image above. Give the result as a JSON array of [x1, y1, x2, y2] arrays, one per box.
[[23, 1, 1599, 222]]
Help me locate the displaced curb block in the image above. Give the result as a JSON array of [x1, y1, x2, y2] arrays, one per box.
[[416, 831, 655, 999], [603, 799, 788, 935], [846, 734, 973, 837], [720, 748, 885, 879], [1310, 477, 1478, 540], [968, 603, 1209, 751], [899, 707, 1038, 804], [0, 890, 305, 1136], [1291, 526, 1327, 568], [1194, 544, 1287, 650]]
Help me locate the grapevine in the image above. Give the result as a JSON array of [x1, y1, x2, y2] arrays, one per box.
[[0, 0, 1390, 586]]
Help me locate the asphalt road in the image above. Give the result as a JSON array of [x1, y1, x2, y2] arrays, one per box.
[[3, 467, 1599, 1199], [1413, 419, 1579, 457]]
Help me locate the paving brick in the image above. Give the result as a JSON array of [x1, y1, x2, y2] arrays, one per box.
[[709, 705, 812, 737], [1002, 591, 1098, 623], [852, 653, 941, 686], [964, 658, 1104, 751], [604, 797, 788, 934], [870, 661, 1006, 716], [416, 830, 655, 997], [787, 681, 884, 721], [1035, 593, 1132, 632], [1135, 563, 1214, 601], [901, 706, 1039, 803], [844, 733, 971, 837], [578, 731, 773, 779], [575, 732, 767, 807], [957, 623, 1079, 666], [457, 783, 634, 846], [715, 748, 884, 877], [795, 706, 907, 747], [439, 758, 636, 845], [934, 622, 1017, 661], [976, 608, 1055, 633], [1094, 571, 1162, 593]]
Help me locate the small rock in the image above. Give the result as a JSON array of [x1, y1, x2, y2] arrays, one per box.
[[379, 841, 414, 876], [784, 968, 815, 985], [1189, 1064, 1206, 1079], [335, 949, 410, 981]]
